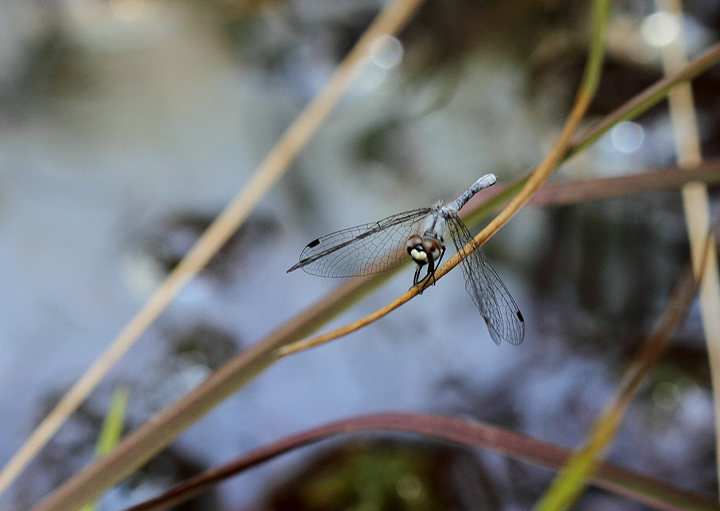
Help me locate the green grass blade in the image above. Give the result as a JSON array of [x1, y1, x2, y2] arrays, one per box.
[[78, 386, 129, 511]]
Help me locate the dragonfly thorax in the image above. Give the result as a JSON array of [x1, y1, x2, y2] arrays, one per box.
[[406, 234, 442, 266]]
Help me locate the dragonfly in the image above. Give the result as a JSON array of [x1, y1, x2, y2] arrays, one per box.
[[287, 173, 525, 346]]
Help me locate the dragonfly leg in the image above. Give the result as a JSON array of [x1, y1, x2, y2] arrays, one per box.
[[413, 245, 446, 291], [412, 263, 431, 294], [434, 246, 446, 274], [424, 246, 446, 287], [412, 269, 430, 294], [425, 259, 437, 286], [413, 264, 424, 290]]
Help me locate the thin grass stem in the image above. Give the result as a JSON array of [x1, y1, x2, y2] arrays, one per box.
[[655, 0, 720, 497], [122, 413, 720, 511]]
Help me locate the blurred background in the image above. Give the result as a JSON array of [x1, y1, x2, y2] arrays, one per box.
[[0, 0, 719, 509]]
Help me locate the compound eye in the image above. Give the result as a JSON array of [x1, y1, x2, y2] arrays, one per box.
[[406, 234, 423, 255], [421, 238, 441, 262]]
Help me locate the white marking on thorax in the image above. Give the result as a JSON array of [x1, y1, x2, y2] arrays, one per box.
[[422, 208, 450, 244]]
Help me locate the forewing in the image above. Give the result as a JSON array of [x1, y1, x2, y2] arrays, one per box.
[[287, 208, 432, 278], [447, 214, 525, 345]]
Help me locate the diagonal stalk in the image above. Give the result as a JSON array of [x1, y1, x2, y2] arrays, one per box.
[[655, 0, 720, 497]]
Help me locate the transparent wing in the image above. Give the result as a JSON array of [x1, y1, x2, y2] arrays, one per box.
[[287, 208, 432, 278], [447, 213, 525, 345]]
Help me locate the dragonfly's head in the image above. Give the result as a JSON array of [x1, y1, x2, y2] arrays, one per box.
[[406, 234, 441, 266]]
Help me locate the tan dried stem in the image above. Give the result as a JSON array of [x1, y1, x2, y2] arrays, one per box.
[[655, 0, 720, 497]]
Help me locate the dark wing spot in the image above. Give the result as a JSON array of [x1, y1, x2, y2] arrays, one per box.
[[307, 238, 321, 248], [516, 310, 524, 322]]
